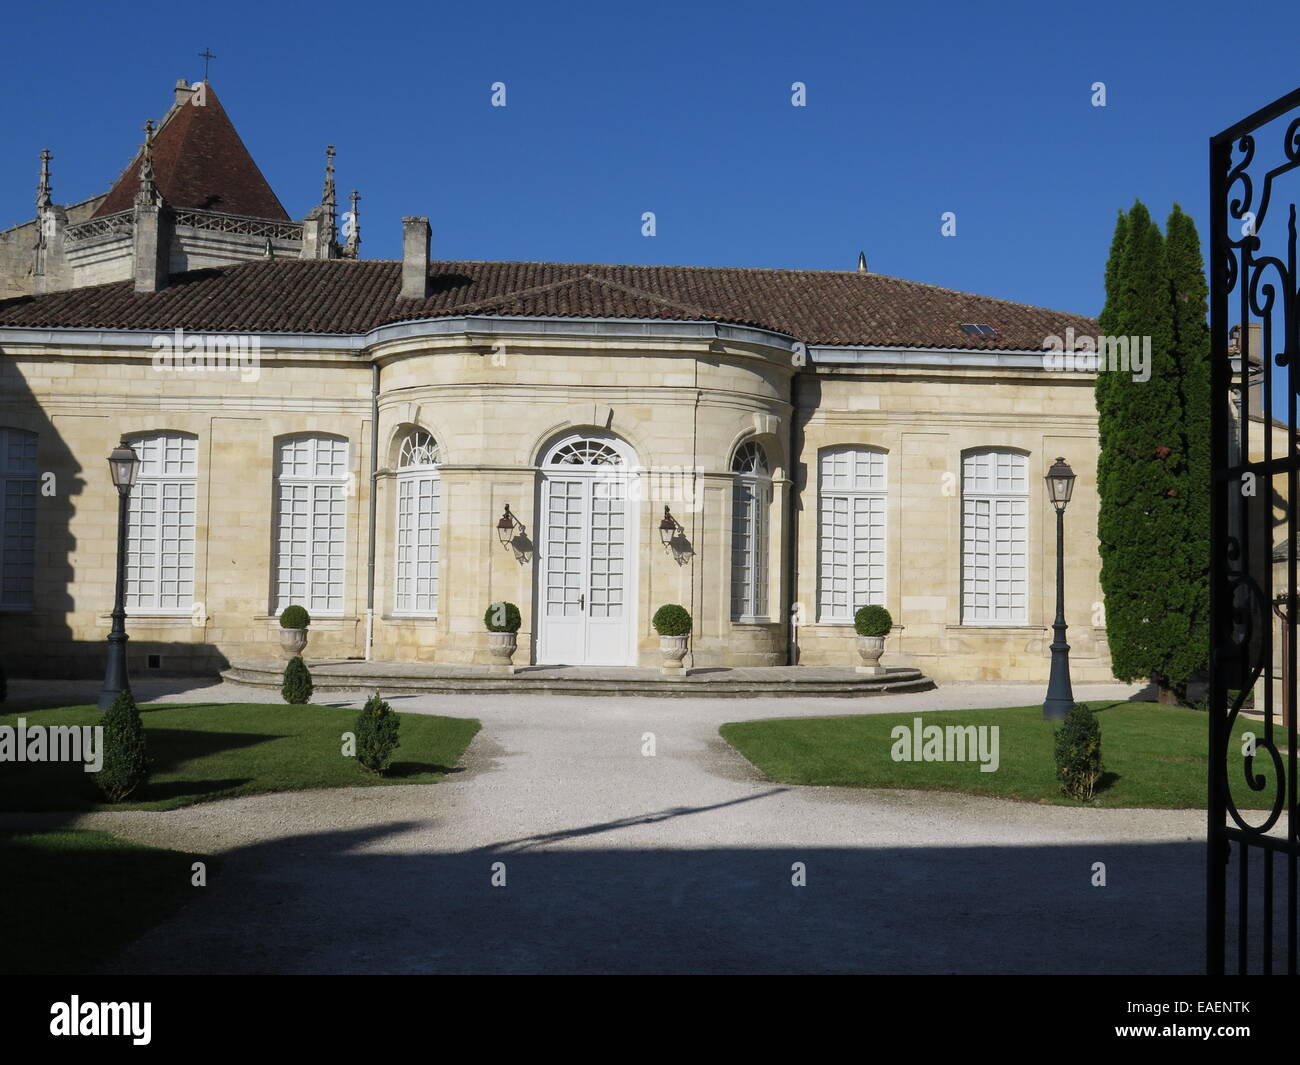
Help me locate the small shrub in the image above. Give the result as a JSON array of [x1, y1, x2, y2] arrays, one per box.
[[282, 655, 313, 704], [1055, 703, 1104, 801], [279, 604, 310, 629], [355, 690, 401, 774], [484, 602, 521, 633], [855, 605, 892, 637], [95, 689, 149, 803], [652, 604, 692, 637]]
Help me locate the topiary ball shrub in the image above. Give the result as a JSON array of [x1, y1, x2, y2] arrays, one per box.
[[282, 655, 314, 704], [855, 605, 893, 637], [1055, 703, 1105, 801], [96, 689, 149, 803], [355, 690, 401, 774], [279, 604, 310, 629], [652, 604, 692, 637], [484, 602, 522, 633]]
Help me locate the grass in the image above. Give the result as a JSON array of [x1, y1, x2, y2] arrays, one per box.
[[0, 829, 206, 974], [0, 701, 481, 812], [720, 700, 1277, 808]]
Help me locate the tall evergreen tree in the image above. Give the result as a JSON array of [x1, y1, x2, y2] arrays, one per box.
[[1165, 204, 1212, 680], [1095, 201, 1190, 701], [1098, 208, 1129, 337]]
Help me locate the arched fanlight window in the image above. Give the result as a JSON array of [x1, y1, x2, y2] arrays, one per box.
[[398, 430, 441, 468], [731, 441, 769, 476], [394, 429, 441, 616], [548, 438, 625, 467], [730, 439, 771, 622]]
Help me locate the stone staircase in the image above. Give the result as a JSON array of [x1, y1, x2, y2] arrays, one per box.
[[222, 660, 936, 699]]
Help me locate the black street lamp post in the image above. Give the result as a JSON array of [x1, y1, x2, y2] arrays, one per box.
[[98, 439, 141, 712], [1043, 457, 1077, 721]]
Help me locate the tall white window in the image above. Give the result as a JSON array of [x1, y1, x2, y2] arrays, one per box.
[[0, 429, 38, 609], [275, 435, 349, 615], [961, 449, 1029, 623], [730, 441, 771, 622], [817, 446, 887, 622], [125, 432, 198, 612], [394, 430, 441, 616]]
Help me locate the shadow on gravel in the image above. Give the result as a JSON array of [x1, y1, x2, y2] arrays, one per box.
[[84, 818, 1256, 976]]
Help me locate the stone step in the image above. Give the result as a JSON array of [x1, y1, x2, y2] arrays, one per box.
[[221, 661, 936, 699]]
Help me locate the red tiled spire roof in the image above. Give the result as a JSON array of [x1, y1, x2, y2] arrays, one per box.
[[91, 83, 289, 221]]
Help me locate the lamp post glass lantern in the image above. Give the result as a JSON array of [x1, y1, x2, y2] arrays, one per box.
[[1043, 457, 1076, 720], [98, 439, 140, 711]]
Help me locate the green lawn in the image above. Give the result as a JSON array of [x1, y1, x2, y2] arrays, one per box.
[[0, 701, 481, 812], [0, 829, 205, 974], [720, 701, 1277, 808]]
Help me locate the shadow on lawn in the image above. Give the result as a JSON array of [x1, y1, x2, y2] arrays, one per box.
[[142, 728, 286, 774], [385, 762, 465, 779]]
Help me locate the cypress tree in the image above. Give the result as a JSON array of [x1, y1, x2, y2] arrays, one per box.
[[1165, 204, 1212, 682], [1097, 208, 1129, 337], [1095, 201, 1188, 701]]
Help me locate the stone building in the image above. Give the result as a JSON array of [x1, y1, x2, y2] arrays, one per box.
[[0, 79, 1114, 684]]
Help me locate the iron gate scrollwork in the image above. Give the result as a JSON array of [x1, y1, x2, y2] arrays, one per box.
[[1210, 86, 1300, 974]]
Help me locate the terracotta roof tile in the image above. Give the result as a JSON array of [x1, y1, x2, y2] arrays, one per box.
[[0, 258, 1096, 350]]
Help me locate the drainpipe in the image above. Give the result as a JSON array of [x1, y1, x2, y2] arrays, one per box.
[[787, 370, 800, 666], [365, 362, 379, 660]]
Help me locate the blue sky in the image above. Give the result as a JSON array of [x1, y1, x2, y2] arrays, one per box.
[[2, 0, 1298, 318]]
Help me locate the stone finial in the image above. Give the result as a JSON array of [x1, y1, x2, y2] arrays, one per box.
[[322, 144, 337, 209], [136, 120, 159, 207], [856, 251, 868, 274], [319, 145, 338, 255], [36, 149, 52, 211], [342, 189, 361, 259]]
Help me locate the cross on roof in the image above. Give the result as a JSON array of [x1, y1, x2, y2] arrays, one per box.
[[199, 47, 216, 81]]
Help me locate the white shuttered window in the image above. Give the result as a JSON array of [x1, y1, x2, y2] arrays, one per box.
[[730, 442, 771, 621], [0, 429, 38, 609], [275, 435, 349, 615], [394, 431, 441, 615], [125, 433, 197, 612], [817, 447, 886, 621], [961, 450, 1029, 623]]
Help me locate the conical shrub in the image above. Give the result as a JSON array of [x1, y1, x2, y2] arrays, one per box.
[[96, 689, 149, 803], [355, 690, 400, 774], [282, 656, 313, 704]]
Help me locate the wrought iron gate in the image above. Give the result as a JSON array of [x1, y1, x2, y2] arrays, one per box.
[[1209, 86, 1300, 974]]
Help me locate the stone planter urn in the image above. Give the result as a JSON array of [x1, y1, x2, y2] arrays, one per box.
[[660, 634, 689, 675], [487, 631, 517, 674], [856, 635, 886, 676], [279, 627, 308, 659]]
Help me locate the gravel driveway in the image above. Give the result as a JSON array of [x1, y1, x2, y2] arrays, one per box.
[[6, 678, 1210, 974]]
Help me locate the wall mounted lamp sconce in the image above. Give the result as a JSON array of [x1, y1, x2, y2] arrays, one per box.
[[496, 504, 526, 547], [659, 506, 683, 548]]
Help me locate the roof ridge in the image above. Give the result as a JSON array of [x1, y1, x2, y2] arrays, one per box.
[[576, 272, 714, 320]]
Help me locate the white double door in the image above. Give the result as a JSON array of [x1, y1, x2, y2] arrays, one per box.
[[537, 473, 637, 665]]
